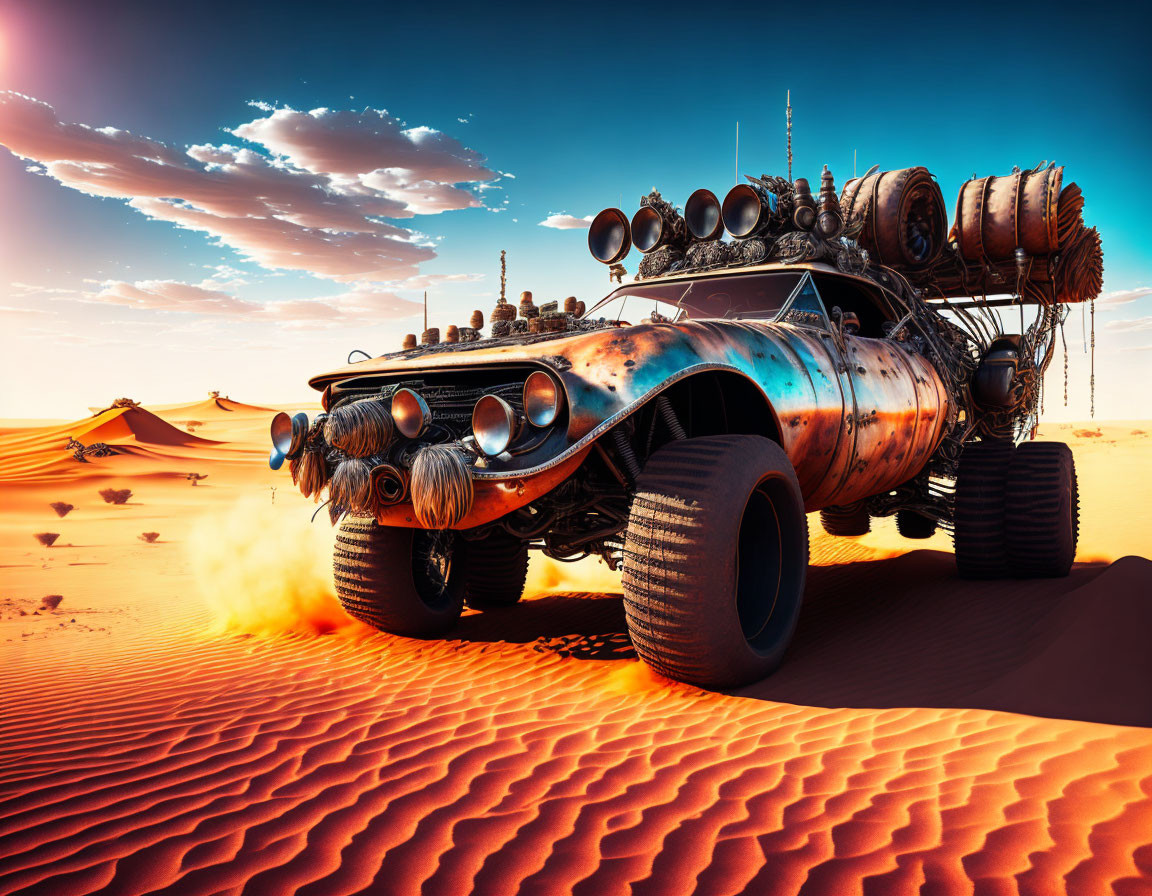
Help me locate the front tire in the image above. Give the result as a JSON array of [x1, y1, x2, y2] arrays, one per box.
[[622, 435, 808, 688], [333, 515, 466, 635]]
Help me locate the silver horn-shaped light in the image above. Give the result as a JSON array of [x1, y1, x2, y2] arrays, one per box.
[[722, 182, 779, 239], [588, 208, 632, 264], [685, 189, 724, 241]]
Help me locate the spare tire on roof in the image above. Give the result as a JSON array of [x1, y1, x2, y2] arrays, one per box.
[[839, 167, 946, 271]]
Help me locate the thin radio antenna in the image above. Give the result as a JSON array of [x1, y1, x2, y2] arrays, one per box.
[[786, 90, 793, 182], [735, 121, 740, 182]]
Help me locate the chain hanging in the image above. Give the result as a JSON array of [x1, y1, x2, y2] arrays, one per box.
[[1090, 296, 1096, 418], [1060, 317, 1068, 405]]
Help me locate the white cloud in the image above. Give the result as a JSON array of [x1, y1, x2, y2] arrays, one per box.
[[1096, 286, 1152, 308], [539, 213, 592, 230], [1103, 316, 1152, 333]]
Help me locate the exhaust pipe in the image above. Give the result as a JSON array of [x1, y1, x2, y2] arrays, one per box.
[[370, 462, 409, 506]]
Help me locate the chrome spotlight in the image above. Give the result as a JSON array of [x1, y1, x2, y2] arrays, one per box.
[[472, 395, 522, 457], [588, 208, 632, 264], [391, 388, 431, 439], [722, 183, 778, 239], [685, 189, 724, 241], [523, 370, 563, 427]]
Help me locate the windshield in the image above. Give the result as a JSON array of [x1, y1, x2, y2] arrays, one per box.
[[587, 271, 804, 323]]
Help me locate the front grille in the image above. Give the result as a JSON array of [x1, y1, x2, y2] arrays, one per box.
[[330, 367, 533, 440]]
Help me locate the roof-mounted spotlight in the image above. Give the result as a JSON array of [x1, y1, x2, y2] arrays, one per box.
[[588, 208, 632, 264], [722, 182, 780, 239], [685, 189, 724, 241]]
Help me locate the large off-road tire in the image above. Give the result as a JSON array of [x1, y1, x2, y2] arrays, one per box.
[[333, 515, 466, 635], [462, 532, 529, 609], [953, 440, 1015, 578], [622, 435, 809, 688], [1005, 442, 1079, 577], [820, 503, 871, 536], [896, 509, 937, 539]]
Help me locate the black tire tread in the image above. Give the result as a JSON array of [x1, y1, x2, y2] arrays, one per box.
[[820, 504, 871, 537], [622, 435, 808, 688], [464, 534, 529, 608], [333, 515, 463, 635], [896, 509, 937, 539], [1005, 442, 1079, 578], [953, 440, 1014, 579]]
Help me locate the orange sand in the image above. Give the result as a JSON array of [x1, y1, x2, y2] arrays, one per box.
[[1, 405, 1150, 895]]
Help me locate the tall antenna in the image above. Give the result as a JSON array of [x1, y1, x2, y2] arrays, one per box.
[[786, 90, 793, 182], [423, 290, 427, 332], [499, 249, 506, 303], [735, 120, 740, 182]]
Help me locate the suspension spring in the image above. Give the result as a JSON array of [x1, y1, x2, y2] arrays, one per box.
[[656, 394, 687, 440], [610, 428, 642, 481]]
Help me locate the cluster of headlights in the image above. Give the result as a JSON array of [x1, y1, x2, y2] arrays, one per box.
[[396, 370, 563, 457], [270, 370, 564, 469]]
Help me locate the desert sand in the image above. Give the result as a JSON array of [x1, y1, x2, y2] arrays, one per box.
[[1, 399, 1150, 895]]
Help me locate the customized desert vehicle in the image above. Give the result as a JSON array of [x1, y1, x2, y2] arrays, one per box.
[[270, 162, 1102, 687]]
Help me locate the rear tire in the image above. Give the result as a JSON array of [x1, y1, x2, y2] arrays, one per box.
[[896, 509, 936, 539], [953, 440, 1014, 579], [1005, 442, 1079, 577], [463, 532, 529, 608], [333, 515, 465, 635], [622, 435, 808, 688], [820, 503, 870, 536]]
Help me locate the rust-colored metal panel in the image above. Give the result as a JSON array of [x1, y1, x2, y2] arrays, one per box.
[[834, 336, 950, 506]]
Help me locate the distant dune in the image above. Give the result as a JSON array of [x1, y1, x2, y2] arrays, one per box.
[[0, 408, 1149, 895]]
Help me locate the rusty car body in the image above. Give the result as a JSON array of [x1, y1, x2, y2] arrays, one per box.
[[270, 162, 1097, 687]]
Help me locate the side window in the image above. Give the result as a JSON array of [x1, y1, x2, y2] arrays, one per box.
[[778, 273, 831, 331]]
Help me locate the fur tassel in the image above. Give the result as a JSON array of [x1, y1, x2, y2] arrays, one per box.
[[297, 448, 328, 499], [409, 444, 473, 529], [324, 399, 394, 458], [329, 456, 374, 516]]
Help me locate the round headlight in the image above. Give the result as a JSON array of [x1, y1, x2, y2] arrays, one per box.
[[472, 395, 519, 457], [391, 388, 431, 439], [523, 371, 563, 427]]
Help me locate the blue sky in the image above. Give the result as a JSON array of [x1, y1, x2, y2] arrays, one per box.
[[1, 0, 1149, 418]]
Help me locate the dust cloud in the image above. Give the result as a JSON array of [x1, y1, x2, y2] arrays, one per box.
[[187, 498, 351, 635]]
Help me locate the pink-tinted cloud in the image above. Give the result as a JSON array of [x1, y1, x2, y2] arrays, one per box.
[[90, 279, 422, 323], [0, 92, 497, 283], [539, 213, 592, 229]]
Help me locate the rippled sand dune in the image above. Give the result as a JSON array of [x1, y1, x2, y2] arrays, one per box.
[[1, 406, 1150, 895]]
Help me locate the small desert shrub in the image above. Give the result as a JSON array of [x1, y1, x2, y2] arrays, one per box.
[[186, 473, 208, 486], [41, 595, 63, 611], [49, 502, 74, 518], [139, 532, 160, 543], [99, 488, 132, 505], [35, 532, 60, 547]]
